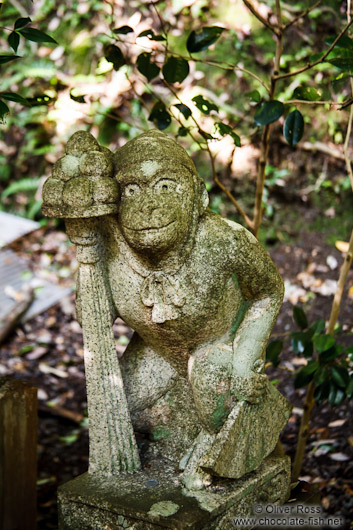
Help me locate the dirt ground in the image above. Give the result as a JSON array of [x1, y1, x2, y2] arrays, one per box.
[[1, 210, 353, 529]]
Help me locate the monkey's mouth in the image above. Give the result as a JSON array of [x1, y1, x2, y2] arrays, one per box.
[[123, 220, 175, 232]]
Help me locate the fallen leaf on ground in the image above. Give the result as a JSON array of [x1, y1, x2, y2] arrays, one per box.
[[322, 497, 330, 509], [37, 388, 49, 400], [311, 439, 337, 446], [39, 362, 68, 378], [328, 419, 347, 428], [326, 255, 338, 270], [329, 453, 350, 461], [26, 346, 48, 360], [335, 240, 349, 253], [283, 280, 308, 304], [312, 279, 337, 296]]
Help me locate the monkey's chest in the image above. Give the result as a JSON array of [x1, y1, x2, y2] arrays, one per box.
[[108, 258, 242, 355]]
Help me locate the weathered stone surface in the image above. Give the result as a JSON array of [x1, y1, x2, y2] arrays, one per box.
[[58, 455, 291, 530], [42, 131, 119, 219], [43, 129, 292, 527]]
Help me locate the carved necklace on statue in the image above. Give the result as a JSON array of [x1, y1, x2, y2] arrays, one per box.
[[116, 229, 197, 325]]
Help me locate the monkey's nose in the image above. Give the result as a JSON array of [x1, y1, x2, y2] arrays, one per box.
[[140, 196, 159, 215]]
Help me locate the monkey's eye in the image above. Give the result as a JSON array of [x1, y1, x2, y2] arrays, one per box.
[[154, 179, 177, 194], [122, 184, 141, 197]]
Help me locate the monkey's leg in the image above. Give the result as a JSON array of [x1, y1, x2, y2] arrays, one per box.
[[181, 341, 234, 490], [120, 332, 179, 419]]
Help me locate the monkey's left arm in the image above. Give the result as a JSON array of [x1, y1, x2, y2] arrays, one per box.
[[231, 226, 284, 403]]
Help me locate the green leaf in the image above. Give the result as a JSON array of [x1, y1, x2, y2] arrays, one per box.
[[138, 29, 154, 38], [314, 365, 329, 387], [333, 388, 345, 406], [0, 55, 21, 65], [148, 102, 171, 130], [136, 52, 160, 81], [325, 34, 353, 50], [0, 99, 9, 119], [215, 122, 241, 146], [310, 319, 325, 335], [137, 29, 166, 41], [19, 345, 34, 355], [230, 132, 241, 147], [331, 365, 350, 389], [284, 110, 304, 147], [1, 177, 40, 198], [291, 330, 314, 355], [162, 56, 189, 83], [187, 26, 225, 53], [151, 35, 166, 41], [215, 122, 232, 136], [113, 25, 133, 35], [314, 334, 335, 353], [0, 92, 29, 105], [26, 95, 54, 106], [198, 129, 214, 140], [174, 103, 191, 119], [254, 100, 284, 126], [292, 86, 321, 101], [302, 341, 313, 358], [8, 31, 20, 53], [104, 44, 125, 71], [177, 126, 188, 137], [314, 379, 330, 403], [293, 305, 308, 330], [320, 345, 342, 364], [326, 57, 353, 71], [266, 340, 283, 367], [346, 377, 353, 398], [246, 90, 261, 103], [294, 361, 319, 388], [328, 382, 345, 406], [192, 95, 218, 115], [70, 92, 86, 103], [14, 17, 31, 29], [19, 27, 57, 44], [59, 432, 79, 445]]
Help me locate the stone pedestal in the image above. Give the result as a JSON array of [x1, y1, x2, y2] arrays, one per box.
[[58, 455, 290, 530]]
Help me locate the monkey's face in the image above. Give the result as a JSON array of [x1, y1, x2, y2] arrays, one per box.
[[117, 161, 195, 256]]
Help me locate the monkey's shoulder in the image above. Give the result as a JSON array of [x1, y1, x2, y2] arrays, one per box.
[[196, 211, 258, 263]]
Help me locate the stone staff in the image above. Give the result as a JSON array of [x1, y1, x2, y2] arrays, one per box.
[[42, 131, 140, 475]]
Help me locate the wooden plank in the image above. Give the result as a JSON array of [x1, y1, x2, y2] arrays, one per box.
[[0, 212, 39, 246], [0, 249, 72, 323], [0, 378, 37, 530]]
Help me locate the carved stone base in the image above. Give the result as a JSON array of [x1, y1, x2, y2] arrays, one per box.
[[58, 455, 290, 530]]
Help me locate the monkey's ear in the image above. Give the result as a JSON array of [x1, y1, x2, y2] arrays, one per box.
[[198, 179, 209, 215]]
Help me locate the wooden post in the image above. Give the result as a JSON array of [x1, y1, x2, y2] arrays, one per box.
[[0, 378, 37, 530]]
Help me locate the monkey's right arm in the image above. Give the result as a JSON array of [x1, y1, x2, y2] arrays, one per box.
[[42, 131, 120, 327]]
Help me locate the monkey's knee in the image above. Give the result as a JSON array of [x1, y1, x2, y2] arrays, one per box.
[[188, 343, 234, 433], [120, 333, 178, 414]]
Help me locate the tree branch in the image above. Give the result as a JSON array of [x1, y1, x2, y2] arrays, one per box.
[[206, 142, 254, 229], [242, 0, 279, 35], [284, 99, 339, 106], [284, 0, 321, 30], [274, 19, 353, 80]]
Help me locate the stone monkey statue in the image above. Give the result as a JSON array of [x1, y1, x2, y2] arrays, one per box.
[[43, 129, 291, 489]]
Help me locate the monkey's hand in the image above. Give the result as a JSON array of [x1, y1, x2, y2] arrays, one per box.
[[42, 131, 119, 220], [232, 360, 269, 404]]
